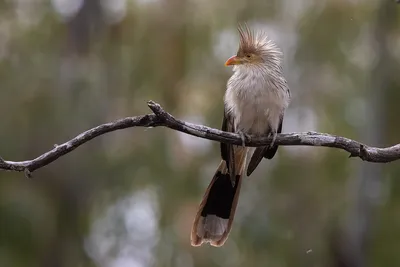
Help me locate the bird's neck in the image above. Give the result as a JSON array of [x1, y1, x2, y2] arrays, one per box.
[[232, 65, 267, 85]]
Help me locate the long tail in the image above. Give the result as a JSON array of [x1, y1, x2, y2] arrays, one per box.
[[191, 147, 247, 247]]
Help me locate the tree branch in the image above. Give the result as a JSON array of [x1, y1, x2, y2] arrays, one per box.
[[0, 100, 399, 177]]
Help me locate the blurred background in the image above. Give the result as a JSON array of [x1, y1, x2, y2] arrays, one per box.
[[0, 0, 399, 266]]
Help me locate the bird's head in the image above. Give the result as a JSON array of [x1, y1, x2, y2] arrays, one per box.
[[225, 24, 282, 70]]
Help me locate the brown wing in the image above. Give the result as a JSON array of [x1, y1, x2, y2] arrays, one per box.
[[220, 108, 236, 181], [246, 115, 283, 176], [263, 115, 283, 159]]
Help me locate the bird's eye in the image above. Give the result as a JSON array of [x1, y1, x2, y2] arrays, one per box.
[[246, 54, 251, 58]]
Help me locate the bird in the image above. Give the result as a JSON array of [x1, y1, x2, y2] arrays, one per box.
[[190, 23, 291, 247]]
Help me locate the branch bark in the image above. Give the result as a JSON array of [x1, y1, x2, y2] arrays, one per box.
[[0, 100, 399, 177]]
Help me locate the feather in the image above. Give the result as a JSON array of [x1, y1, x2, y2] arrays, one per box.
[[237, 23, 283, 68]]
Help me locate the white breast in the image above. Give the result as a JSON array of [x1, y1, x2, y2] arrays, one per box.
[[224, 67, 289, 135]]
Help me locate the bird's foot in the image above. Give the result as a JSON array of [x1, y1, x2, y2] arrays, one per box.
[[238, 131, 250, 147], [268, 131, 277, 148]]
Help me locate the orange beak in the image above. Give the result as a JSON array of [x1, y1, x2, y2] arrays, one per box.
[[225, 55, 242, 66]]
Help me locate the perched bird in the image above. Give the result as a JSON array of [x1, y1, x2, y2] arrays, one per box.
[[190, 24, 291, 247]]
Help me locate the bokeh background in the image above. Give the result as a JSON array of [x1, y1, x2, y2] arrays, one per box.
[[0, 0, 399, 266]]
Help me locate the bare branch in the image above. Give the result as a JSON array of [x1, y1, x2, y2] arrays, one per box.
[[0, 100, 399, 176]]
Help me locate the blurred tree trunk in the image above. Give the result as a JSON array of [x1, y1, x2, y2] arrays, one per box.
[[331, 2, 395, 267], [65, 0, 103, 56], [41, 1, 105, 267], [157, 0, 187, 110], [59, 0, 106, 109]]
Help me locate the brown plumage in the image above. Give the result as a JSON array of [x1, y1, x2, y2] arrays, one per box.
[[191, 23, 291, 247], [238, 23, 257, 54]]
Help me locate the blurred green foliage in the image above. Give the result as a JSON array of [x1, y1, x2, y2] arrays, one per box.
[[0, 0, 399, 266]]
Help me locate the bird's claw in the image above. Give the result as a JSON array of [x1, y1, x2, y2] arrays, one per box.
[[268, 132, 277, 148], [238, 131, 250, 147]]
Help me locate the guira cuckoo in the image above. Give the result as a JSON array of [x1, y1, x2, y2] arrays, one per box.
[[191, 24, 291, 247]]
